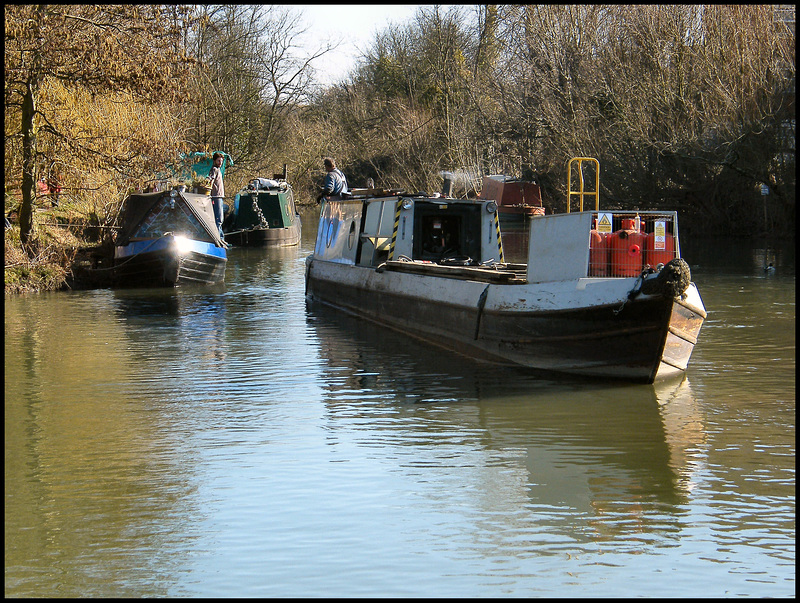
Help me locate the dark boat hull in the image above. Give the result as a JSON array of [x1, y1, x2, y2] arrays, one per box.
[[305, 258, 705, 383], [224, 219, 301, 247], [114, 236, 227, 288]]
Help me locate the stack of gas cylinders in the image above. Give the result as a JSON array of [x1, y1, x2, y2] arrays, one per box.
[[590, 216, 675, 277]]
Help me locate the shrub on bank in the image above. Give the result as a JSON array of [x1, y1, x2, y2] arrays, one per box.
[[4, 213, 87, 295]]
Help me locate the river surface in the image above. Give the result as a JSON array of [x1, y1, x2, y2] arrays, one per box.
[[5, 209, 795, 597]]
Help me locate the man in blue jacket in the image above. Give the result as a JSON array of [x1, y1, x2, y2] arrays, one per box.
[[317, 156, 348, 203]]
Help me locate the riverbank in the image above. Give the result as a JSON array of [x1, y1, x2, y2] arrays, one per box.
[[4, 201, 114, 295], [5, 225, 75, 295]]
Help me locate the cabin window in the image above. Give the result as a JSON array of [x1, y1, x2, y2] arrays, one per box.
[[133, 197, 212, 242]]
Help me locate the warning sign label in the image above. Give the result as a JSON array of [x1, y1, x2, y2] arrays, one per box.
[[654, 220, 666, 250], [597, 212, 613, 233]]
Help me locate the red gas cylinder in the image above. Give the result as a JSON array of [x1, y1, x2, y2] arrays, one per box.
[[589, 222, 609, 276], [645, 220, 675, 268], [609, 219, 645, 277]]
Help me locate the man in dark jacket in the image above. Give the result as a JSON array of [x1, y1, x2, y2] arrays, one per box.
[[317, 156, 348, 203]]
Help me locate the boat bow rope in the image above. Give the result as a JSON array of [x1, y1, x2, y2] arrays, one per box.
[[614, 258, 692, 315]]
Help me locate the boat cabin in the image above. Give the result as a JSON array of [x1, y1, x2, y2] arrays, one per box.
[[315, 195, 503, 268], [306, 158, 703, 384], [229, 179, 297, 231], [116, 190, 222, 247], [314, 192, 680, 285]]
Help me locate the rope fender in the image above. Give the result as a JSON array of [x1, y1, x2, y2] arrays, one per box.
[[641, 258, 692, 298]]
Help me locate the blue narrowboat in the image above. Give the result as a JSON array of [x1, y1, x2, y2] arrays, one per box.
[[113, 189, 227, 287]]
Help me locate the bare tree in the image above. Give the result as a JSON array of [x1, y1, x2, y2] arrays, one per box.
[[484, 5, 794, 231], [187, 5, 335, 183], [4, 5, 195, 246]]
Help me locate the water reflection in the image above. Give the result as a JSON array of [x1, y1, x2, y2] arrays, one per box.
[[113, 286, 228, 364], [681, 236, 795, 276], [4, 292, 202, 597], [6, 232, 791, 597], [653, 376, 707, 496], [225, 244, 304, 288], [306, 301, 707, 550]]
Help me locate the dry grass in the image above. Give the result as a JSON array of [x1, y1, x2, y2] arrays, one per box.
[[5, 201, 98, 294]]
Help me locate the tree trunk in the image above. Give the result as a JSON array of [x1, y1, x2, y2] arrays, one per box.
[[19, 72, 41, 248], [17, 5, 45, 249]]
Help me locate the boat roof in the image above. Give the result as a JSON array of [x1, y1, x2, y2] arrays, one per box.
[[240, 177, 291, 191], [116, 190, 224, 246]]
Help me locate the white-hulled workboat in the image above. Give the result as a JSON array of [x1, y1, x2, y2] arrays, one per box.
[[305, 158, 706, 383]]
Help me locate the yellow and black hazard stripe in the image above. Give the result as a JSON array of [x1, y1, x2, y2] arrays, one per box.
[[493, 210, 504, 263], [389, 199, 404, 260]]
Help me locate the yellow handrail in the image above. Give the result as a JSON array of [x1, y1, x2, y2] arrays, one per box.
[[566, 157, 599, 213]]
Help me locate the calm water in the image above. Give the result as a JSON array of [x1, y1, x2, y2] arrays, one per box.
[[5, 211, 795, 597]]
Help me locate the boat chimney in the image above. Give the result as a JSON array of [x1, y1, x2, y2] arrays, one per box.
[[441, 172, 454, 198]]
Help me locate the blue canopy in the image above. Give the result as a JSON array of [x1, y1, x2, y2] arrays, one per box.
[[165, 151, 234, 182]]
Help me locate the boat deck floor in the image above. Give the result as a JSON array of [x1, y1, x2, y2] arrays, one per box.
[[377, 260, 528, 284]]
